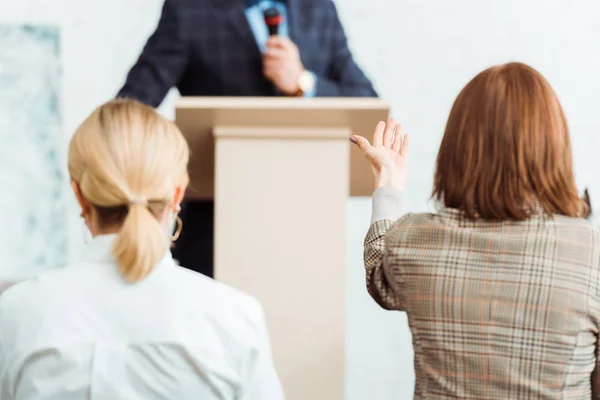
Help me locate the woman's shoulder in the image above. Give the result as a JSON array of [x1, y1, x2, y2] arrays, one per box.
[[0, 263, 268, 348], [164, 266, 269, 346], [397, 209, 600, 229], [0, 263, 91, 316], [385, 211, 442, 232], [386, 210, 600, 248], [551, 214, 600, 243], [0, 273, 52, 335], [168, 265, 265, 322]]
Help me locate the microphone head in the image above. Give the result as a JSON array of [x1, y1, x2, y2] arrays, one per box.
[[264, 7, 284, 36]]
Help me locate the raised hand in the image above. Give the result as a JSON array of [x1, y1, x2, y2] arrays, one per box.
[[350, 118, 410, 190]]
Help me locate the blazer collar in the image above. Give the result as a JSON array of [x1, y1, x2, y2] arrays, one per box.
[[211, 0, 300, 53], [224, 1, 262, 58], [80, 234, 173, 266], [286, 0, 299, 41], [80, 234, 119, 263], [246, 0, 287, 6]]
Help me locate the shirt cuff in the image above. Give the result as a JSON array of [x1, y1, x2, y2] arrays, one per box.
[[371, 187, 404, 224], [303, 71, 318, 98]]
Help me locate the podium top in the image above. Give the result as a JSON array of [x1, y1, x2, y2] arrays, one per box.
[[175, 97, 389, 199], [176, 97, 390, 135], [176, 96, 389, 111]]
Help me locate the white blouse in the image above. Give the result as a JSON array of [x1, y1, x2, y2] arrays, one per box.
[[0, 235, 284, 400]]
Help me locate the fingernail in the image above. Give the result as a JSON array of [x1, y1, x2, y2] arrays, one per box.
[[349, 136, 357, 143]]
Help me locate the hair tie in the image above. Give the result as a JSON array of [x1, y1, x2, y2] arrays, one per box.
[[129, 196, 148, 207]]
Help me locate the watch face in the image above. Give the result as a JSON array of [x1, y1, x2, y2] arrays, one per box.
[[299, 71, 315, 92]]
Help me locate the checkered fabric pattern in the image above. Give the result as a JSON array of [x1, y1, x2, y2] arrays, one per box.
[[365, 209, 600, 399], [117, 0, 376, 107]]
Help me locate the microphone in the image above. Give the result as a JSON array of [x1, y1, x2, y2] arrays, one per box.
[[264, 7, 284, 36]]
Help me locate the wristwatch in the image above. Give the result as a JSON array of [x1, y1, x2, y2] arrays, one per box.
[[296, 70, 316, 96]]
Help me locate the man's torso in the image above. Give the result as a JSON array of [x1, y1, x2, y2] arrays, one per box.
[[172, 0, 335, 96]]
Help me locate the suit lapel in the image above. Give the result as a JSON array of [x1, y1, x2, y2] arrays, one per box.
[[286, 0, 310, 66], [286, 0, 300, 42], [228, 4, 262, 58], [207, 0, 261, 58]]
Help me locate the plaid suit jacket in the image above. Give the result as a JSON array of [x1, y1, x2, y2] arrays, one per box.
[[118, 0, 376, 106], [365, 208, 600, 399]]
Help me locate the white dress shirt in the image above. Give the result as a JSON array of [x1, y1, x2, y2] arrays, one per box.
[[0, 234, 285, 400]]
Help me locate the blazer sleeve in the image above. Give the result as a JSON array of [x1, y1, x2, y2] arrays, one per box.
[[240, 303, 285, 400], [315, 0, 377, 97], [364, 220, 406, 311], [363, 187, 407, 311], [117, 0, 189, 107]]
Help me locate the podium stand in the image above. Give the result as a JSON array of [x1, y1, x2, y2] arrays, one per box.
[[176, 97, 389, 400]]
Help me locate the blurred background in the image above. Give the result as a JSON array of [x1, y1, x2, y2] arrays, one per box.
[[1, 0, 600, 398]]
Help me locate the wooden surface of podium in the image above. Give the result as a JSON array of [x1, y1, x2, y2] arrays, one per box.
[[176, 97, 389, 400]]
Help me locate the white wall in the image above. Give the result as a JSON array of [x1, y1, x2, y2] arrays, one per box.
[[2, 0, 600, 398]]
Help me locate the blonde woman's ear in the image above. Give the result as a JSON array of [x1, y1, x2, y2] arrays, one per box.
[[71, 180, 90, 216], [173, 185, 186, 209]]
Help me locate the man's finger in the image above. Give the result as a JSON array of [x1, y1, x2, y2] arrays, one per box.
[[263, 59, 278, 69], [392, 124, 404, 152], [263, 59, 281, 73], [264, 48, 286, 59], [263, 66, 278, 79], [266, 36, 291, 49]]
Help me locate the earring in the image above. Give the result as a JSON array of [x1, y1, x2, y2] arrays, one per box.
[[171, 215, 183, 242]]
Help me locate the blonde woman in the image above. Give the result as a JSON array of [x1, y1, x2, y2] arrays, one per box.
[[0, 100, 284, 400], [353, 63, 600, 398]]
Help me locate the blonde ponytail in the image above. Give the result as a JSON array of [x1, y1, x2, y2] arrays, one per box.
[[113, 203, 167, 283], [69, 99, 190, 283]]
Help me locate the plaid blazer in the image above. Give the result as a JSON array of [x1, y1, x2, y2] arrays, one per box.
[[118, 0, 376, 107], [365, 208, 600, 399]]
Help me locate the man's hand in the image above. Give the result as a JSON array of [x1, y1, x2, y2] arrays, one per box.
[[263, 36, 304, 95]]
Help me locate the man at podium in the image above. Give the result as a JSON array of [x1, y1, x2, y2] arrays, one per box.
[[117, 0, 377, 277]]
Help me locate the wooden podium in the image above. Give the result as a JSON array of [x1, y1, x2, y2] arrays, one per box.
[[175, 97, 389, 400]]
